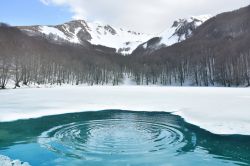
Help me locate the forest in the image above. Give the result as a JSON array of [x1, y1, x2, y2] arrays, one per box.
[[0, 6, 250, 88]]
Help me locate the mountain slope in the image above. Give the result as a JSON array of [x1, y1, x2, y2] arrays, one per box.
[[132, 15, 211, 55], [160, 15, 211, 45], [18, 20, 153, 55], [129, 5, 250, 86]]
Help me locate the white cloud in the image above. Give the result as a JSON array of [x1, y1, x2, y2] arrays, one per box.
[[40, 0, 50, 5], [40, 0, 250, 33]]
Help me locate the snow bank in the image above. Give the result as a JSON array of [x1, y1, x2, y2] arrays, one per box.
[[0, 155, 30, 166], [0, 86, 250, 135]]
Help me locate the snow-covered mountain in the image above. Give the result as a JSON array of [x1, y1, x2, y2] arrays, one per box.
[[18, 20, 153, 55], [134, 15, 212, 54], [160, 15, 211, 45], [18, 15, 211, 55]]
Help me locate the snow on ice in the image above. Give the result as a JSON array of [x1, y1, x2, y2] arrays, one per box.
[[0, 86, 250, 135]]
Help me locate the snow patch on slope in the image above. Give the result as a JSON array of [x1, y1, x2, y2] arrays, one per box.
[[40, 26, 68, 41], [86, 22, 153, 54], [159, 27, 178, 46], [159, 14, 212, 46], [39, 26, 81, 43]]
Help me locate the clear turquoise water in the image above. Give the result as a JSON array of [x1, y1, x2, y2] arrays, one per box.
[[0, 110, 250, 166]]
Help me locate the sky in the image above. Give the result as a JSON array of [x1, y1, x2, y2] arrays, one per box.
[[0, 0, 249, 33]]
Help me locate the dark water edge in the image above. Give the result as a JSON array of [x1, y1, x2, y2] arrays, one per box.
[[0, 110, 250, 166]]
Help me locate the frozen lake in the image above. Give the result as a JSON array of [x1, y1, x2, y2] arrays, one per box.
[[0, 86, 250, 135]]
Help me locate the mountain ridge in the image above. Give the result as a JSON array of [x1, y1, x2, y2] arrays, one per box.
[[17, 20, 153, 55], [17, 15, 211, 55]]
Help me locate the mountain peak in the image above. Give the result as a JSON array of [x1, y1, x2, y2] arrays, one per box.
[[161, 15, 212, 45], [132, 15, 212, 55]]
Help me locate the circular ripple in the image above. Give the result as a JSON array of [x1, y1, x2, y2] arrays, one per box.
[[38, 118, 194, 161]]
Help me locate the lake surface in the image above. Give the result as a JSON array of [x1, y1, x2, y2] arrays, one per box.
[[0, 110, 249, 166]]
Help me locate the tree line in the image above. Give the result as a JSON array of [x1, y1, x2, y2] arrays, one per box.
[[0, 14, 250, 89], [0, 25, 125, 89]]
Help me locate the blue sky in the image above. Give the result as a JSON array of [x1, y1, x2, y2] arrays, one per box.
[[0, 0, 72, 26]]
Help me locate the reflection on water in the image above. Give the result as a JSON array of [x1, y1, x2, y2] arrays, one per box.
[[0, 110, 250, 166]]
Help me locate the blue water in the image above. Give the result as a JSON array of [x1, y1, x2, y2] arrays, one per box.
[[0, 110, 249, 166]]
